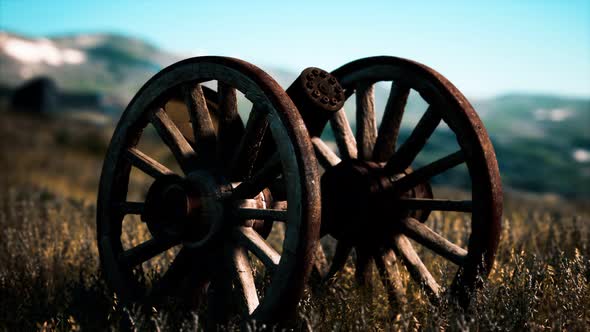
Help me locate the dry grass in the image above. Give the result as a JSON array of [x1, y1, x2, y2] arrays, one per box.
[[0, 111, 589, 331]]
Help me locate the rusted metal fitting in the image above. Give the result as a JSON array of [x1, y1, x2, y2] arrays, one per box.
[[286, 67, 345, 137]]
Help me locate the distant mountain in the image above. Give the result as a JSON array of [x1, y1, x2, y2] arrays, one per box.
[[1, 31, 589, 197], [0, 31, 180, 106], [0, 31, 306, 110], [474, 94, 590, 197]]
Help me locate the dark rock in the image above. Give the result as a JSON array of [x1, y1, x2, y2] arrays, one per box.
[[11, 77, 59, 113]]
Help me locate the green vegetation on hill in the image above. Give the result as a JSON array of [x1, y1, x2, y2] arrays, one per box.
[[478, 94, 590, 197], [1, 31, 589, 197], [0, 32, 179, 102]]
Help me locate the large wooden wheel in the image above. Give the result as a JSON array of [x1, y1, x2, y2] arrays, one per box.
[[310, 56, 502, 307], [97, 56, 321, 325]]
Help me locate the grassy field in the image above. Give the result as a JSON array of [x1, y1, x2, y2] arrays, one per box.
[[0, 111, 589, 331]]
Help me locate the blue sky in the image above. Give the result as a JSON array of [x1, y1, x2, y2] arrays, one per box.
[[1, 0, 589, 98]]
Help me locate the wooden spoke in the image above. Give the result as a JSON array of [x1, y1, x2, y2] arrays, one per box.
[[183, 83, 217, 167], [118, 237, 178, 269], [235, 226, 280, 270], [148, 249, 192, 298], [373, 83, 410, 162], [324, 241, 353, 281], [231, 153, 281, 199], [125, 147, 173, 178], [234, 207, 288, 221], [355, 83, 377, 161], [117, 201, 144, 215], [330, 109, 357, 160], [149, 108, 197, 173], [399, 217, 467, 265], [202, 85, 219, 110], [391, 150, 465, 193], [272, 200, 287, 210], [385, 107, 441, 173], [311, 137, 341, 168], [392, 234, 440, 299], [216, 82, 243, 167], [313, 244, 329, 277], [232, 246, 259, 315], [373, 249, 406, 307], [146, 247, 210, 304], [185, 262, 212, 307], [354, 247, 374, 286], [398, 198, 472, 213], [207, 249, 235, 323], [229, 106, 269, 180], [207, 278, 232, 323]]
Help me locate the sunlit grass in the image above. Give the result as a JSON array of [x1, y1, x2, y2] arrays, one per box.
[[0, 112, 588, 331]]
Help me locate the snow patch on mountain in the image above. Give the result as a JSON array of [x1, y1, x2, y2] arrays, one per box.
[[0, 34, 86, 66], [573, 149, 590, 163], [534, 108, 573, 122]]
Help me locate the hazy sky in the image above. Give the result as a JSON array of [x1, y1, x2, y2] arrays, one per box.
[[2, 0, 589, 98]]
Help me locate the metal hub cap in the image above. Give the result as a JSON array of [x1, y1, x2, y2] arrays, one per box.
[[142, 171, 230, 248], [301, 67, 345, 111]]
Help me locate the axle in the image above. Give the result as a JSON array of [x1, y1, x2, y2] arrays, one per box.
[[286, 67, 345, 137]]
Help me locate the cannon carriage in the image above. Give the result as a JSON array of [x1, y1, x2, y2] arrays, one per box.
[[97, 56, 502, 326]]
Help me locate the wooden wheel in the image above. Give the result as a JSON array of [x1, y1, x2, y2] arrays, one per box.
[[310, 56, 502, 307], [97, 56, 321, 325]]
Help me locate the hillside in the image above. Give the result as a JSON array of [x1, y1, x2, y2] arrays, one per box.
[[475, 94, 590, 196], [0, 31, 179, 103], [1, 31, 589, 197]]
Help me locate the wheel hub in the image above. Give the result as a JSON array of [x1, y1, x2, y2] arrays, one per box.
[[320, 159, 432, 245], [142, 171, 233, 248]]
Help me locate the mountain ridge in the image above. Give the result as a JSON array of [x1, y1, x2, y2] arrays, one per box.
[[1, 31, 588, 197]]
